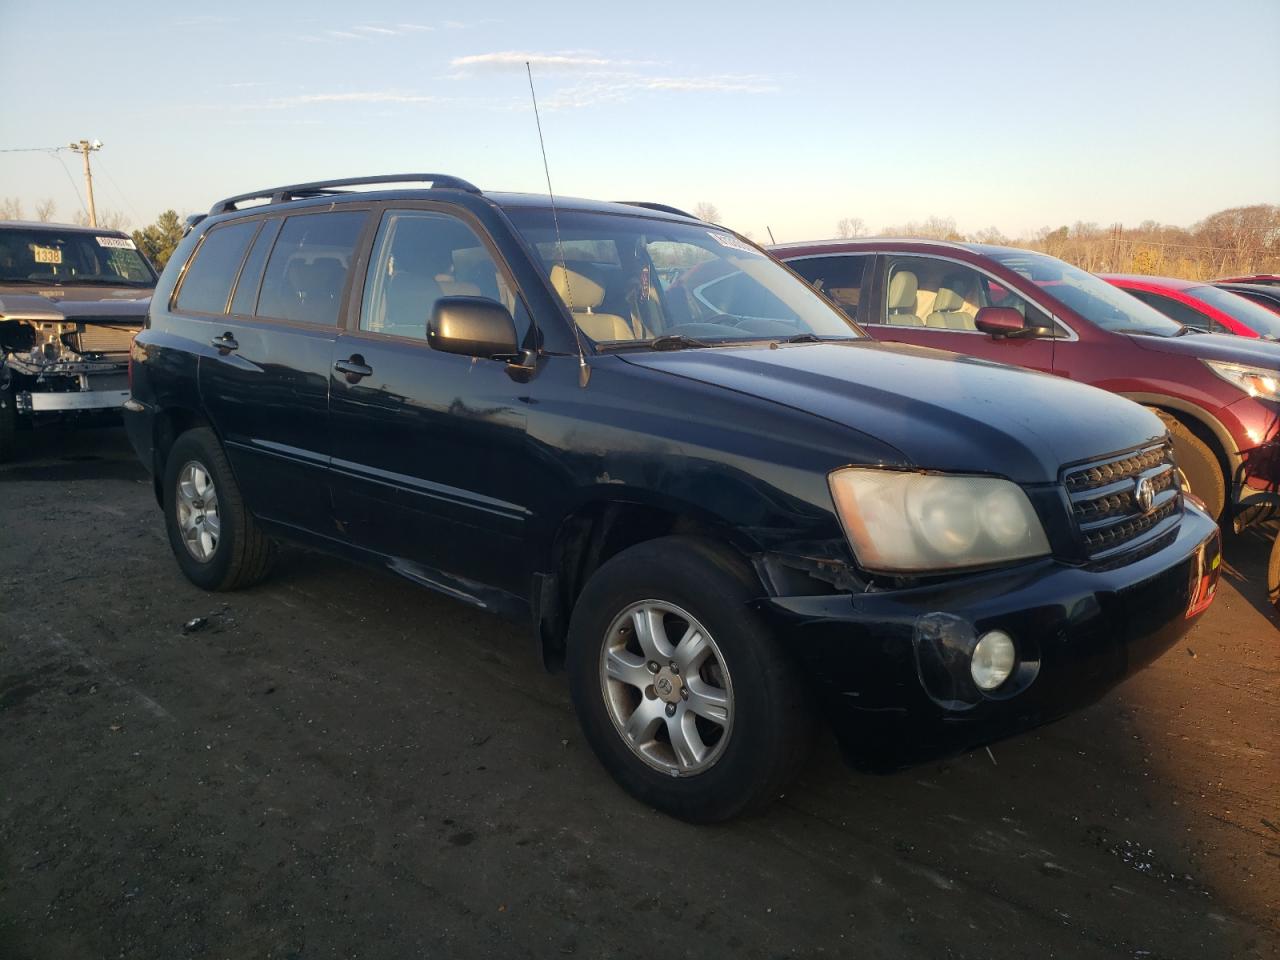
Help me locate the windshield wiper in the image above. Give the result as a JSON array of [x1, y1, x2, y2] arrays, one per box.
[[649, 334, 710, 351], [783, 333, 822, 343]]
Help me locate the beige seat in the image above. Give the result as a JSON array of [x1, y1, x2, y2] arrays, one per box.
[[926, 286, 976, 330], [886, 270, 923, 326], [550, 264, 636, 342]]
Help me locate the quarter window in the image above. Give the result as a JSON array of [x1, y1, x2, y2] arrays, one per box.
[[175, 221, 258, 314], [256, 211, 367, 325], [360, 211, 515, 341]]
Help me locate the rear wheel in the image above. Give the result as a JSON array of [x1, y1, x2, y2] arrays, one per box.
[[1152, 410, 1225, 522], [163, 427, 275, 591], [566, 536, 813, 822]]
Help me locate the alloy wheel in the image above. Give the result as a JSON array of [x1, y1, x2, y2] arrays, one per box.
[[599, 600, 734, 776], [176, 460, 221, 562]]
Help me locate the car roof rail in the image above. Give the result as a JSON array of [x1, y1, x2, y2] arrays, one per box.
[[182, 213, 207, 236], [617, 201, 699, 220], [209, 173, 482, 215]]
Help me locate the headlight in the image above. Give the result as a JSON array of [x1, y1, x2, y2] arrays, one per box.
[[828, 468, 1050, 574], [1204, 360, 1280, 400]]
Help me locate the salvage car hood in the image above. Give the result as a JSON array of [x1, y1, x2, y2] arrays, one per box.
[[0, 282, 152, 304], [0, 292, 149, 323], [620, 341, 1164, 483]]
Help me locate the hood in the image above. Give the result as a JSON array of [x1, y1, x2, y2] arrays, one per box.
[[1127, 330, 1280, 368], [0, 281, 152, 303], [620, 341, 1164, 483], [0, 292, 149, 325]]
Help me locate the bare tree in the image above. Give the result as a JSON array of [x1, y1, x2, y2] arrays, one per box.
[[35, 198, 56, 222], [881, 216, 963, 241], [1, 198, 23, 220], [693, 202, 721, 224], [836, 217, 866, 239], [73, 209, 130, 231], [969, 226, 1009, 245]]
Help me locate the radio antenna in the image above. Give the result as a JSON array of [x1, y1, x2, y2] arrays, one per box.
[[526, 61, 589, 386]]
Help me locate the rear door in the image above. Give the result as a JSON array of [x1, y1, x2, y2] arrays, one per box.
[[862, 254, 1058, 373], [192, 208, 371, 534], [328, 205, 534, 599]]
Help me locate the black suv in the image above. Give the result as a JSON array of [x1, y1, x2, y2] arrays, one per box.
[[125, 174, 1221, 821]]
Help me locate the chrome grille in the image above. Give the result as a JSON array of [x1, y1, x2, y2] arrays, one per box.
[[1064, 441, 1181, 560]]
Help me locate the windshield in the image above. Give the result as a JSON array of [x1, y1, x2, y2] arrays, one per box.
[[505, 207, 860, 345], [986, 249, 1184, 337], [1189, 285, 1280, 340], [0, 227, 156, 287]]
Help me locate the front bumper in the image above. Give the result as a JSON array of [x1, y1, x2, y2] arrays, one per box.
[[761, 505, 1221, 770], [19, 388, 130, 413]]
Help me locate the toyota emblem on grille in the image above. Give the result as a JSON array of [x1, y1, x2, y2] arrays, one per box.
[[1135, 476, 1156, 513]]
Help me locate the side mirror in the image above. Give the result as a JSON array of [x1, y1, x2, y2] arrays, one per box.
[[428, 296, 519, 361], [974, 306, 1052, 339]]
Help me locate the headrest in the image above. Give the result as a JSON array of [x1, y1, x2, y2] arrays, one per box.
[[888, 270, 918, 310], [550, 264, 605, 310], [933, 286, 964, 311]]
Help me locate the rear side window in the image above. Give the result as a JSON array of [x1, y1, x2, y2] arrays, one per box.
[[229, 219, 280, 316], [176, 221, 258, 314], [787, 255, 870, 316], [1128, 289, 1217, 331], [256, 212, 367, 325]]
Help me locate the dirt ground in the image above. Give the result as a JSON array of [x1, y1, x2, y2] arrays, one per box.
[[1, 425, 1276, 960]]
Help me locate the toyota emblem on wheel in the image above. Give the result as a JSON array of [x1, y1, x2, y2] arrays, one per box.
[[1135, 476, 1156, 513]]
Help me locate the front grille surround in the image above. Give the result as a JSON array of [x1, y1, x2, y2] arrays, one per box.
[[1062, 441, 1181, 562]]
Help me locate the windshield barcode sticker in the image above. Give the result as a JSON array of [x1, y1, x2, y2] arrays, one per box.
[[707, 231, 757, 254], [96, 236, 135, 249], [32, 245, 63, 264]]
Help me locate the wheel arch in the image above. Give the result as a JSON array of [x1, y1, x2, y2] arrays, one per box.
[[1120, 392, 1238, 480], [532, 494, 765, 671], [150, 406, 218, 506]]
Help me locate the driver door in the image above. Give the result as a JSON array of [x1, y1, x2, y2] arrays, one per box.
[[866, 255, 1056, 374]]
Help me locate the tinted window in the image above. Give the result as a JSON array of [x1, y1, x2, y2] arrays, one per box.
[[1128, 289, 1214, 331], [0, 227, 156, 286], [175, 221, 258, 314], [256, 212, 367, 325], [1187, 285, 1280, 339], [361, 211, 515, 341], [786, 255, 870, 317], [229, 219, 280, 316]]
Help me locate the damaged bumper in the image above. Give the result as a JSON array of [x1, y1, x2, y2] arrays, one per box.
[[759, 505, 1221, 770]]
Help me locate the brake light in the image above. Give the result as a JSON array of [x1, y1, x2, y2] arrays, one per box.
[[128, 337, 136, 395]]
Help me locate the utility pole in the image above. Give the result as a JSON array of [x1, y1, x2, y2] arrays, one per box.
[[67, 139, 102, 227]]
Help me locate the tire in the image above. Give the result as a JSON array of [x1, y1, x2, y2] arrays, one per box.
[[1268, 527, 1279, 612], [0, 380, 17, 464], [163, 427, 275, 591], [566, 535, 813, 822], [1152, 410, 1226, 522]]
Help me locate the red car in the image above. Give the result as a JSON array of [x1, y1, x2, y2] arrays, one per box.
[[771, 240, 1280, 526], [1102, 274, 1280, 341]]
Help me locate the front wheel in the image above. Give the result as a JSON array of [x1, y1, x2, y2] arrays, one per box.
[[1151, 409, 1225, 522], [566, 536, 813, 822], [1268, 527, 1279, 612]]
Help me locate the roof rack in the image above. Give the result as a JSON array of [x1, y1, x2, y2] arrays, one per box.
[[209, 173, 482, 215], [617, 201, 699, 220]]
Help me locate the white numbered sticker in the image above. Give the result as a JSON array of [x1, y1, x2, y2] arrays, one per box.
[[96, 236, 136, 249], [707, 231, 757, 254]]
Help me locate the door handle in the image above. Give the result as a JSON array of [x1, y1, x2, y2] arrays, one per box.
[[211, 332, 239, 352], [334, 355, 373, 382]]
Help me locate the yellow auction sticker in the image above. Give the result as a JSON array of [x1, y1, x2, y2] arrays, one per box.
[[32, 245, 63, 264]]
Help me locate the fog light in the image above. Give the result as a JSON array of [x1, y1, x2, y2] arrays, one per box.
[[971, 630, 1016, 691]]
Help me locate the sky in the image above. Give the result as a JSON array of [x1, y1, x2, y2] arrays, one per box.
[[1, 0, 1277, 242]]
